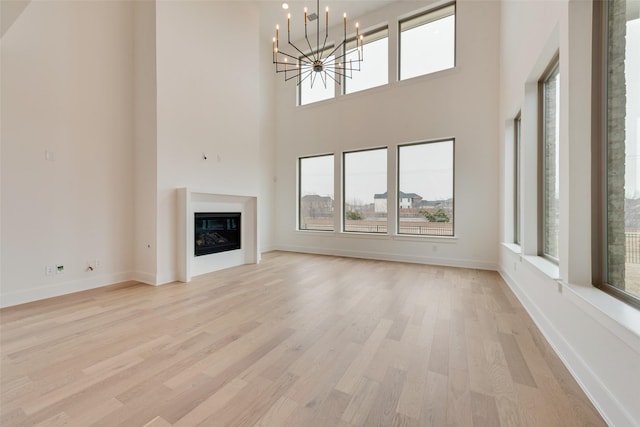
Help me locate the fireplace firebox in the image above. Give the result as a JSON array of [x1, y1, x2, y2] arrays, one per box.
[[194, 212, 241, 256]]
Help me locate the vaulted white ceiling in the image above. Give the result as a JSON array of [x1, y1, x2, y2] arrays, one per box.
[[259, 0, 401, 39]]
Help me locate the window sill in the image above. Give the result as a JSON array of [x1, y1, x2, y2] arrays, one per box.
[[295, 230, 458, 243], [392, 234, 457, 243], [522, 255, 560, 280], [561, 281, 640, 351], [336, 232, 389, 240], [296, 230, 386, 239], [501, 242, 522, 254], [396, 65, 458, 86]]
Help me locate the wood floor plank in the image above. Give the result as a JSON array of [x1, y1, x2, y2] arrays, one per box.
[[254, 395, 298, 427], [446, 368, 473, 427], [391, 412, 419, 427], [363, 367, 407, 427], [469, 390, 501, 427], [427, 319, 450, 376], [172, 378, 247, 427], [498, 332, 537, 388], [420, 371, 448, 426], [340, 377, 381, 426], [0, 252, 606, 427], [312, 388, 352, 426], [483, 339, 526, 427], [334, 318, 393, 394]]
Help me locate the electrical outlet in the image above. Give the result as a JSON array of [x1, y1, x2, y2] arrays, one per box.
[[56, 265, 64, 274], [45, 265, 56, 276], [95, 259, 101, 268]]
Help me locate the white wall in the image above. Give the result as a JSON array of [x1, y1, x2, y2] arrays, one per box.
[[133, 0, 158, 285], [273, 0, 501, 270], [0, 0, 274, 303], [498, 1, 640, 425], [258, 2, 278, 253], [1, 1, 135, 307], [155, 1, 263, 284]]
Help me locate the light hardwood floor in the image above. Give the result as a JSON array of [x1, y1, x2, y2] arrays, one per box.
[[0, 251, 606, 426]]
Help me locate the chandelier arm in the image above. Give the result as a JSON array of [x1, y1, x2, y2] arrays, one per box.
[[310, 70, 319, 88], [275, 66, 303, 75], [322, 69, 342, 87], [334, 64, 352, 81], [274, 50, 311, 66], [332, 71, 350, 81], [334, 57, 362, 72], [324, 41, 345, 62], [304, 35, 318, 62], [331, 47, 355, 64], [287, 41, 316, 64], [318, 69, 327, 88], [320, 55, 342, 67], [299, 69, 314, 85], [284, 70, 303, 82], [319, 34, 329, 61], [316, 0, 320, 61]]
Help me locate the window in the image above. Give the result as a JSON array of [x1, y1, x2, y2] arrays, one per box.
[[541, 60, 560, 261], [515, 113, 522, 245], [398, 140, 454, 236], [299, 154, 334, 231], [399, 3, 455, 81], [595, 0, 640, 305], [344, 27, 389, 94], [343, 148, 387, 233], [299, 48, 336, 106]]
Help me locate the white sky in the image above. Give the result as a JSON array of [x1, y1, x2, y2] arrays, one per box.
[[345, 36, 388, 94], [344, 148, 387, 205], [400, 15, 455, 80], [399, 141, 453, 201], [300, 155, 334, 197]]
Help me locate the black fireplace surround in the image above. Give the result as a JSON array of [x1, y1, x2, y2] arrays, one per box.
[[194, 212, 241, 256]]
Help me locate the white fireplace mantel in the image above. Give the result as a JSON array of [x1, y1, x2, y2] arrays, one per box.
[[177, 188, 259, 282]]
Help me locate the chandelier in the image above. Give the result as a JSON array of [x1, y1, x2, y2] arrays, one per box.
[[272, 0, 364, 88]]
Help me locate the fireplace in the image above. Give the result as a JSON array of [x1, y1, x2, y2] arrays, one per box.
[[194, 212, 241, 256]]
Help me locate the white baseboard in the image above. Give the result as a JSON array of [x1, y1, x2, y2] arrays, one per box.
[[273, 244, 497, 271], [499, 268, 637, 427], [260, 245, 276, 254], [0, 272, 132, 308], [131, 271, 157, 286]]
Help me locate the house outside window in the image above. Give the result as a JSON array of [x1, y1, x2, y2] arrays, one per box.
[[397, 140, 454, 236]]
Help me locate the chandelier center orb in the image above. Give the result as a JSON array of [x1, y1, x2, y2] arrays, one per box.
[[313, 61, 324, 72]]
